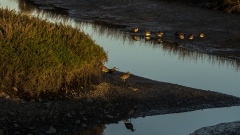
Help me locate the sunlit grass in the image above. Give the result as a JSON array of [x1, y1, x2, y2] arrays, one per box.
[[0, 8, 108, 97]]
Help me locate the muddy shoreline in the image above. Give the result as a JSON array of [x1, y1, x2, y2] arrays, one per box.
[[1, 71, 240, 134]]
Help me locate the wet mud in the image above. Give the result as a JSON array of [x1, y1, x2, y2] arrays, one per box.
[[1, 71, 240, 134]]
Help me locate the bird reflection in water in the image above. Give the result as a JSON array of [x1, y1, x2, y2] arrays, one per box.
[[123, 118, 135, 132]]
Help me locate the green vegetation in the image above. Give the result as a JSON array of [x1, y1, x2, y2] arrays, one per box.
[[0, 8, 108, 97]]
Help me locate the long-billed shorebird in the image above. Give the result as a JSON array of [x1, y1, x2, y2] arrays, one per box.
[[174, 31, 181, 36], [179, 33, 185, 40], [157, 31, 164, 38], [102, 66, 118, 74], [133, 28, 138, 33], [108, 67, 118, 74], [188, 34, 194, 40], [199, 32, 204, 38], [120, 71, 130, 82], [102, 65, 109, 73], [145, 31, 151, 37]]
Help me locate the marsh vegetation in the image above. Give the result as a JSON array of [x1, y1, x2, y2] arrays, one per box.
[[0, 8, 107, 97]]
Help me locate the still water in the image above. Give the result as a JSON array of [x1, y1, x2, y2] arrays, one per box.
[[1, 0, 240, 134]]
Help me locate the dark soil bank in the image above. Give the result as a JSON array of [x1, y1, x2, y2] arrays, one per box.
[[23, 0, 240, 60], [1, 71, 240, 134]]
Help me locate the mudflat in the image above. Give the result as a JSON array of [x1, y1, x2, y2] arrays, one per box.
[[0, 71, 240, 134]]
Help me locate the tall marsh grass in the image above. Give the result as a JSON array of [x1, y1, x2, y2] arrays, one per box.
[[0, 8, 108, 97]]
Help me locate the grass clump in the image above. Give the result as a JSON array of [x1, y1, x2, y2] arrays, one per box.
[[0, 8, 108, 97]]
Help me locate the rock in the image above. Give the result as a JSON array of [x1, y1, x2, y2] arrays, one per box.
[[87, 98, 92, 102], [13, 123, 19, 128], [81, 123, 87, 128], [128, 108, 135, 115], [8, 111, 16, 117], [0, 130, 4, 135], [189, 121, 240, 135], [79, 111, 84, 115], [106, 115, 114, 118], [30, 99, 35, 102], [66, 113, 72, 118], [14, 131, 21, 134], [129, 87, 138, 92], [46, 126, 56, 134], [83, 117, 87, 121], [15, 131, 21, 134], [75, 120, 81, 124], [0, 117, 5, 121], [44, 102, 52, 109]]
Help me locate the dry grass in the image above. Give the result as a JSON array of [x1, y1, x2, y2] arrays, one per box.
[[0, 8, 108, 97], [160, 0, 240, 13], [223, 0, 240, 13]]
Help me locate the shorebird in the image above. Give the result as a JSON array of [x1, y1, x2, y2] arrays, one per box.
[[108, 67, 118, 74], [102, 65, 109, 73], [179, 33, 185, 40], [120, 71, 130, 82], [174, 31, 181, 36], [133, 28, 138, 33], [188, 34, 194, 40], [199, 32, 204, 38], [145, 31, 151, 37], [157, 31, 164, 37], [102, 66, 118, 74]]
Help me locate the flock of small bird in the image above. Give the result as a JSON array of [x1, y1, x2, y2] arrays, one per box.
[[132, 27, 205, 41], [101, 29, 204, 82], [102, 65, 130, 82]]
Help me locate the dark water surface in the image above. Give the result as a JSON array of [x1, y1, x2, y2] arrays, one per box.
[[1, 0, 240, 135]]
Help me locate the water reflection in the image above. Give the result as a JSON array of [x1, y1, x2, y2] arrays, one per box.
[[9, 0, 240, 73], [123, 119, 135, 132], [8, 0, 240, 73]]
